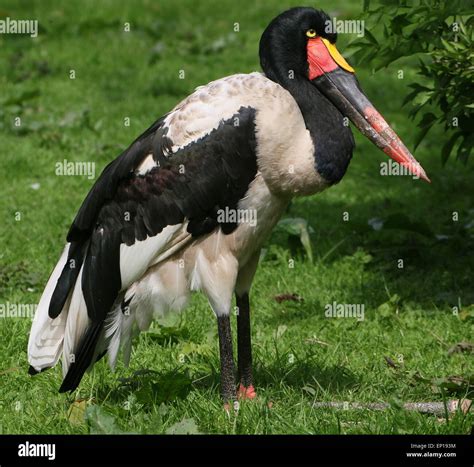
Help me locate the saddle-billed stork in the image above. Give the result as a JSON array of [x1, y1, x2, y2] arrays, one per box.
[[28, 7, 429, 403]]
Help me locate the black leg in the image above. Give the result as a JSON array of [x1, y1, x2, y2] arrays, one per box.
[[217, 314, 236, 403], [236, 293, 255, 398]]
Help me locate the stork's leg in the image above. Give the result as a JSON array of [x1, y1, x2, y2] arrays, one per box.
[[217, 314, 236, 404], [234, 252, 260, 400], [236, 293, 256, 400]]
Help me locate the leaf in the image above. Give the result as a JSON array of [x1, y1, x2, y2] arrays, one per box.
[[85, 405, 124, 434], [391, 14, 411, 35], [274, 324, 288, 339], [368, 217, 384, 231], [67, 400, 88, 426], [440, 38, 457, 54], [402, 84, 432, 107], [414, 112, 438, 150], [363, 29, 379, 46], [276, 218, 313, 262], [277, 218, 302, 236], [165, 418, 200, 434], [158, 403, 168, 416], [377, 294, 400, 318], [350, 248, 373, 265], [441, 132, 461, 165], [456, 135, 472, 164], [299, 224, 313, 263], [388, 293, 400, 305], [412, 91, 432, 108], [180, 341, 212, 357], [377, 303, 396, 318]]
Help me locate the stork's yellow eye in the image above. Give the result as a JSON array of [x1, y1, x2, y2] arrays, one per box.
[[306, 29, 317, 38]]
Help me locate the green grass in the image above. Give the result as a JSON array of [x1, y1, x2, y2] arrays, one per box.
[[0, 0, 473, 434]]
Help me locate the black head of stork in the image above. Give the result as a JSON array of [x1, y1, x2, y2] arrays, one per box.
[[259, 7, 430, 183]]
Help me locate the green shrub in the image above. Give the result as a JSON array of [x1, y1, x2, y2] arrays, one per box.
[[350, 0, 473, 164]]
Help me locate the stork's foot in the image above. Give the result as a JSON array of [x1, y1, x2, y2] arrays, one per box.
[[238, 383, 256, 400]]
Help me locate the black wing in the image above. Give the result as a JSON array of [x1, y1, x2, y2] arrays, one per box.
[[52, 106, 258, 392]]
